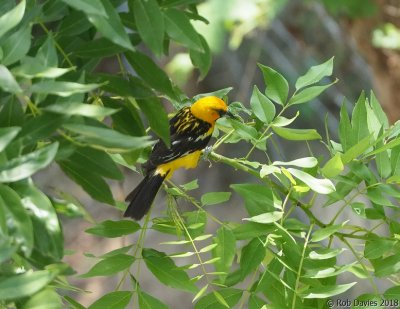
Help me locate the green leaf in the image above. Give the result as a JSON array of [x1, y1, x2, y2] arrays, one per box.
[[181, 179, 199, 191], [86, 220, 140, 238], [194, 288, 242, 309], [133, 0, 164, 57], [248, 294, 266, 309], [86, 0, 134, 51], [289, 81, 336, 105], [295, 57, 334, 90], [14, 182, 63, 261], [190, 35, 211, 80], [339, 102, 353, 151], [258, 64, 289, 105], [0, 126, 20, 152], [13, 57, 74, 79], [351, 92, 369, 143], [81, 254, 135, 278], [36, 34, 58, 67], [287, 168, 335, 194], [0, 142, 58, 183], [21, 287, 62, 309], [272, 112, 299, 127], [230, 120, 258, 141], [243, 211, 283, 224], [311, 221, 347, 242], [74, 37, 127, 58], [43, 102, 117, 117], [136, 97, 170, 146], [92, 74, 154, 99], [0, 185, 33, 256], [0, 64, 22, 93], [125, 51, 176, 99], [272, 126, 322, 141], [62, 123, 153, 152], [30, 81, 100, 97], [372, 254, 400, 277], [341, 134, 372, 164], [302, 282, 356, 298], [68, 146, 123, 180], [212, 227, 235, 283], [88, 291, 132, 309], [370, 91, 389, 129], [230, 184, 281, 216], [240, 238, 266, 279], [364, 239, 397, 259], [201, 192, 231, 206], [164, 8, 203, 51], [321, 153, 344, 178], [60, 0, 107, 17], [0, 270, 56, 301], [142, 248, 198, 293], [19, 113, 64, 143], [309, 248, 345, 260], [138, 290, 169, 309], [0, 0, 25, 39], [2, 25, 31, 66], [250, 85, 276, 124], [273, 157, 318, 168], [232, 222, 276, 240], [59, 160, 114, 205]]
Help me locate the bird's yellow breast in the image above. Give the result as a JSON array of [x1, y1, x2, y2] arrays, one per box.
[[155, 151, 202, 179]]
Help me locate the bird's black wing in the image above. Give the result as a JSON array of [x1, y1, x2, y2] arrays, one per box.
[[143, 107, 212, 173]]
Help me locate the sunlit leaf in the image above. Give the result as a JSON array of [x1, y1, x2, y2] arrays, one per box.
[[0, 0, 26, 39]]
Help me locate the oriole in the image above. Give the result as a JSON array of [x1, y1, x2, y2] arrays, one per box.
[[124, 96, 232, 220]]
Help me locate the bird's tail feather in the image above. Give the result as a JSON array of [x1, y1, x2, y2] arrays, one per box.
[[124, 172, 166, 220]]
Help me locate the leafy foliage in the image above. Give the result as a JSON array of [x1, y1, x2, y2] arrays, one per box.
[[1, 1, 400, 308]]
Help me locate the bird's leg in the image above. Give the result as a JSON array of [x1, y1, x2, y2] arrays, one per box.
[[201, 146, 213, 167]]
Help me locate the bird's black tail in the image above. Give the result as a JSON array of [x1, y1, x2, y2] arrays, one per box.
[[124, 172, 167, 220]]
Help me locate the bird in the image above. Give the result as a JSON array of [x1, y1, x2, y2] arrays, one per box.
[[124, 96, 232, 220]]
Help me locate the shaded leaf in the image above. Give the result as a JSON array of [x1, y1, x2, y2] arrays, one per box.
[[60, 0, 107, 17], [81, 254, 135, 278], [86, 220, 140, 238], [164, 8, 203, 51], [86, 0, 134, 50], [2, 25, 31, 66], [142, 248, 198, 293], [88, 291, 132, 309], [125, 51, 176, 99], [133, 0, 164, 56], [194, 288, 242, 309], [138, 290, 169, 309]]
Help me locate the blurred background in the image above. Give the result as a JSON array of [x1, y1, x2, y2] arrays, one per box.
[[36, 0, 400, 306]]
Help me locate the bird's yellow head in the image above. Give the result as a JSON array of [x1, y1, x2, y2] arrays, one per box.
[[190, 96, 228, 124]]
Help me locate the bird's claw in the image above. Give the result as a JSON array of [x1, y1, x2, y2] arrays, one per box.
[[202, 146, 213, 167]]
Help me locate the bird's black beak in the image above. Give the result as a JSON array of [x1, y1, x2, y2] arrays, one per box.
[[217, 109, 235, 118]]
